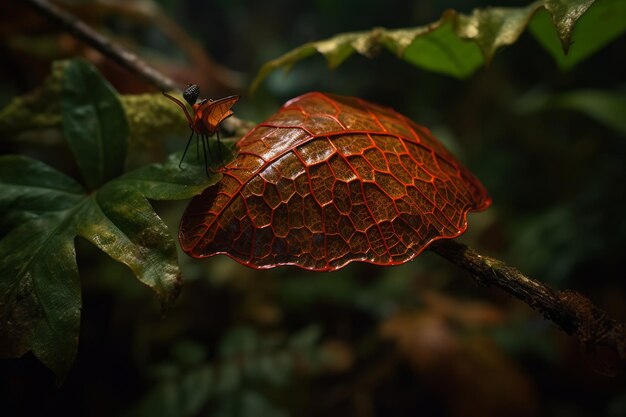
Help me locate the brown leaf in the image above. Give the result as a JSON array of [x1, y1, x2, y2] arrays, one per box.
[[180, 92, 490, 271]]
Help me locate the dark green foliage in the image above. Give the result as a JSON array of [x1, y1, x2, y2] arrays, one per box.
[[126, 326, 327, 417], [61, 60, 128, 189], [0, 60, 220, 380]]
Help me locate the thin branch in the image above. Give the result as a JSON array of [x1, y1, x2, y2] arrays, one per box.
[[62, 0, 244, 91], [23, 0, 180, 92], [429, 239, 626, 370]]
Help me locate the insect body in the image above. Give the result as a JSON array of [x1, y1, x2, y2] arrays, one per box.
[[163, 84, 240, 175]]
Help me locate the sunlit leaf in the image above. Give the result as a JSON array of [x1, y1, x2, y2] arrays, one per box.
[[401, 20, 483, 78], [530, 0, 625, 69], [251, 0, 599, 91]]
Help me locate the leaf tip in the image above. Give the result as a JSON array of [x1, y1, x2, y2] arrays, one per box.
[[159, 272, 183, 316]]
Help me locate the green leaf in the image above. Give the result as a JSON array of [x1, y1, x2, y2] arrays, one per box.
[[127, 325, 331, 416], [116, 152, 221, 200], [0, 156, 84, 230], [214, 390, 288, 417], [288, 324, 322, 350], [530, 0, 626, 69], [517, 89, 626, 136], [251, 0, 599, 91], [0, 217, 83, 378], [0, 154, 220, 380], [61, 59, 129, 189], [0, 156, 84, 379], [124, 364, 214, 417], [550, 90, 626, 136], [401, 19, 483, 79], [0, 58, 232, 379]]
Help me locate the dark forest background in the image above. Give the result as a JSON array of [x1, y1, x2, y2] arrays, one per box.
[[1, 1, 625, 416]]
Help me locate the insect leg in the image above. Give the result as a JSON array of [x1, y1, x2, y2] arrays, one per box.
[[206, 133, 214, 162], [179, 129, 195, 169], [216, 130, 224, 165], [196, 132, 200, 162], [201, 134, 210, 177]]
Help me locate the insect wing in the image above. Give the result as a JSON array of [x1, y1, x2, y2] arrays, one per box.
[[202, 95, 240, 131]]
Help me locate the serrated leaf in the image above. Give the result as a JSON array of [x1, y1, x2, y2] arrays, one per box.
[[61, 59, 129, 189], [251, 0, 599, 91], [0, 154, 220, 380], [530, 0, 626, 69]]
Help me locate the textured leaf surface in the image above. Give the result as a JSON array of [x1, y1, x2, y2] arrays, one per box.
[[180, 93, 491, 271], [251, 0, 597, 90]]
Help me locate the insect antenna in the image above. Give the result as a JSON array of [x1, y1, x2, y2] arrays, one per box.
[[162, 92, 194, 126]]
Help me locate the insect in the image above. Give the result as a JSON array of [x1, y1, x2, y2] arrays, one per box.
[[162, 84, 240, 175]]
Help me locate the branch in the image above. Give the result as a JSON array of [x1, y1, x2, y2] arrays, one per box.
[[23, 0, 179, 92], [429, 239, 626, 370]]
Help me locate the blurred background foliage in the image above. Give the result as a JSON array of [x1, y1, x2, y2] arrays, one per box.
[[1, 0, 625, 416]]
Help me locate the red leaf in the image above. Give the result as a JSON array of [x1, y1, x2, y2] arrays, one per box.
[[180, 92, 491, 271]]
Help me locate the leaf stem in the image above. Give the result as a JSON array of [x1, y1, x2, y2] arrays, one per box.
[[429, 239, 625, 369]]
